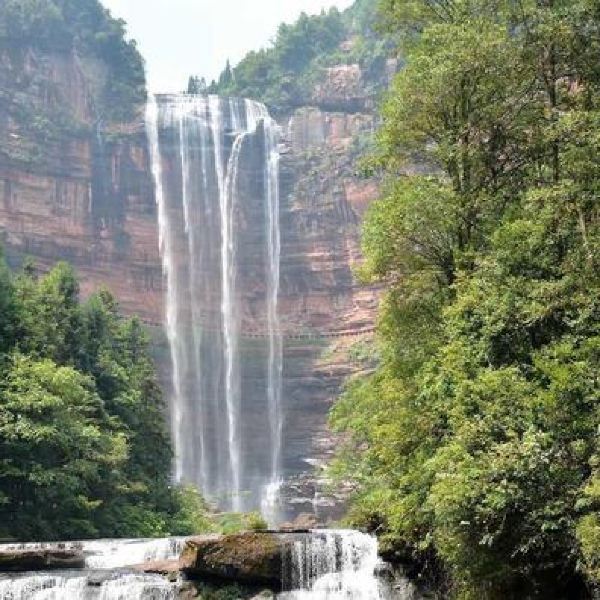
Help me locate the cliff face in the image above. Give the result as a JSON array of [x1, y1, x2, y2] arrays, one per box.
[[275, 64, 388, 519], [0, 46, 162, 322], [0, 37, 386, 521]]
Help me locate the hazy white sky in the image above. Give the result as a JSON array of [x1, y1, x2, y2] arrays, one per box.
[[102, 0, 355, 93]]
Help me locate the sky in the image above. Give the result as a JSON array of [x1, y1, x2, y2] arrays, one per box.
[[102, 0, 355, 93]]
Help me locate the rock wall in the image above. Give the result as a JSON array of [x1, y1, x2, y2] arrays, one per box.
[[0, 42, 385, 521], [0, 47, 163, 322], [275, 73, 385, 519]]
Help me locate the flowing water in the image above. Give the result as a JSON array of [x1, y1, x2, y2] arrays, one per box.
[[0, 538, 185, 570], [279, 530, 402, 600], [0, 572, 177, 599], [146, 94, 283, 515], [0, 533, 419, 599], [0, 539, 184, 599]]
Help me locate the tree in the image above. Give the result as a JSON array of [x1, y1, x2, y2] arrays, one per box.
[[13, 262, 81, 365], [0, 354, 126, 540], [332, 1, 600, 597], [0, 249, 16, 356], [218, 59, 233, 89], [187, 76, 207, 95], [0, 255, 199, 541]]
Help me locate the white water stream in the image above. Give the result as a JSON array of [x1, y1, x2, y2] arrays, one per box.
[[0, 538, 184, 599], [146, 94, 283, 516], [280, 530, 398, 600], [0, 572, 177, 600], [0, 532, 418, 599]]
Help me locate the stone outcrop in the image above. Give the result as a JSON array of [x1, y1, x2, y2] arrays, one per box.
[[0, 46, 162, 322], [272, 62, 386, 520], [0, 548, 85, 572], [181, 533, 292, 587], [312, 64, 366, 112]]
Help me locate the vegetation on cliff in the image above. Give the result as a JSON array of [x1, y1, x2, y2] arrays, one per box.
[[332, 1, 600, 598], [0, 0, 145, 167], [0, 253, 207, 541], [188, 0, 392, 113]]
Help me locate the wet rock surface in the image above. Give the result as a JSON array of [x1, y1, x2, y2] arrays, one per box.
[[0, 548, 85, 572]]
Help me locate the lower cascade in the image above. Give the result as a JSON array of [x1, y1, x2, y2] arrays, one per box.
[[0, 573, 176, 600], [0, 538, 185, 570], [0, 531, 420, 599], [280, 530, 395, 599], [0, 539, 184, 599]]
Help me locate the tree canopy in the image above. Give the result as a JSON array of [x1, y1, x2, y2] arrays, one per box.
[[196, 1, 393, 113], [0, 0, 146, 122], [0, 257, 206, 540], [332, 1, 600, 597]]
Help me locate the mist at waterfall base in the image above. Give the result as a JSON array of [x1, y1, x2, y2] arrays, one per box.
[[146, 94, 284, 519]]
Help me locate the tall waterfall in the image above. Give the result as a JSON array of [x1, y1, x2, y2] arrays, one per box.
[[146, 95, 283, 514]]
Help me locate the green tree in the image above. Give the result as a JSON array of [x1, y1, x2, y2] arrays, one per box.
[[332, 1, 600, 597], [202, 2, 382, 113], [13, 262, 81, 365], [0, 355, 126, 540], [0, 249, 16, 356], [0, 254, 200, 541]]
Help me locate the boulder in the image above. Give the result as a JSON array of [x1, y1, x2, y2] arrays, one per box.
[[0, 548, 85, 572], [279, 512, 319, 532], [134, 559, 181, 581], [181, 532, 297, 587]]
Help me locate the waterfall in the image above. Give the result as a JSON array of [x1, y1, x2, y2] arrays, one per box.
[[0, 539, 183, 600], [0, 572, 177, 600], [280, 530, 393, 599], [82, 538, 185, 569], [0, 538, 185, 570], [0, 534, 418, 599], [0, 574, 89, 600], [146, 95, 283, 514]]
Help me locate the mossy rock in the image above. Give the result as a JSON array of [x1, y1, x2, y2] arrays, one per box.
[[181, 532, 296, 587]]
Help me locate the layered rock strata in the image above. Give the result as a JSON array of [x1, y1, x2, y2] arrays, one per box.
[[0, 42, 384, 519], [0, 47, 162, 322]]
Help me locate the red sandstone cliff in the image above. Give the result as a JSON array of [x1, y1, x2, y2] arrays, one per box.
[[0, 46, 163, 321], [0, 36, 389, 520]]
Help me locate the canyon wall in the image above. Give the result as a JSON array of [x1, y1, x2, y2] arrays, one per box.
[[0, 46, 163, 322], [0, 42, 390, 521], [276, 64, 389, 517]]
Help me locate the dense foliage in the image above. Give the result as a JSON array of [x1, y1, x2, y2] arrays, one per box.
[[193, 0, 392, 113], [332, 1, 600, 598], [0, 0, 145, 124], [0, 255, 208, 541]]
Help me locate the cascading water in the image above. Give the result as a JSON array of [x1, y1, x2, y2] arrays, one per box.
[[0, 572, 177, 600], [0, 539, 184, 599], [279, 530, 394, 600], [0, 538, 185, 570], [146, 94, 283, 515], [0, 534, 418, 599]]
